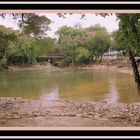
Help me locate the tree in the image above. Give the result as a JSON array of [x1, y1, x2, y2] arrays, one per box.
[[56, 24, 112, 65], [115, 14, 140, 94], [19, 14, 52, 64], [0, 14, 51, 37], [0, 25, 18, 69], [88, 26, 111, 63], [56, 26, 84, 66], [0, 13, 52, 66], [19, 14, 51, 37], [35, 37, 56, 56], [75, 46, 90, 64]]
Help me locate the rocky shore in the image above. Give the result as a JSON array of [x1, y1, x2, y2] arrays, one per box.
[[0, 97, 140, 127]]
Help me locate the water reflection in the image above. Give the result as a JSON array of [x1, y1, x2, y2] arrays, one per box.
[[105, 76, 119, 103], [0, 68, 139, 103], [40, 86, 59, 101]]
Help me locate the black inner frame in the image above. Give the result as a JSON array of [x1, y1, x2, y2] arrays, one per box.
[[0, 4, 139, 9], [0, 3, 139, 137]]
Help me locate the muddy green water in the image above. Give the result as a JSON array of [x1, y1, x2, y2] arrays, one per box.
[[0, 68, 139, 103]]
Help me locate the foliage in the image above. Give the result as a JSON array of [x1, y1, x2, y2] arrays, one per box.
[[56, 25, 112, 65], [0, 25, 18, 68], [19, 14, 51, 37], [4, 13, 52, 65], [114, 14, 140, 56], [56, 26, 84, 65], [35, 37, 56, 56], [75, 47, 90, 64], [114, 14, 140, 93], [87, 26, 111, 62]]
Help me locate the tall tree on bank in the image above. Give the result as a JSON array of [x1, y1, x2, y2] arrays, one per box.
[[56, 26, 84, 65], [88, 25, 111, 63], [19, 14, 51, 37], [19, 14, 51, 64], [0, 13, 52, 65], [0, 25, 18, 69], [116, 14, 140, 94]]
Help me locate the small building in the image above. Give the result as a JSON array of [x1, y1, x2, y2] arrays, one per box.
[[36, 54, 63, 66], [103, 50, 124, 60]]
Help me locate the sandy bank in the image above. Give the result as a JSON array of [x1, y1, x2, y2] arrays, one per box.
[[8, 59, 136, 75], [76, 58, 137, 75], [9, 63, 52, 71], [0, 97, 140, 127], [78, 64, 134, 75], [8, 63, 134, 76]]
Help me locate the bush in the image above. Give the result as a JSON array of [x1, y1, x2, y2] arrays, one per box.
[[0, 58, 8, 69]]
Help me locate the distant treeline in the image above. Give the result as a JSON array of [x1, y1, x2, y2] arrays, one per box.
[[0, 13, 140, 69]]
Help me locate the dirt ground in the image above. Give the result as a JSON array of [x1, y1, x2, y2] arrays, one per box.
[[0, 98, 140, 127]]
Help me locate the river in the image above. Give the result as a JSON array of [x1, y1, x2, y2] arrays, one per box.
[[0, 67, 139, 103]]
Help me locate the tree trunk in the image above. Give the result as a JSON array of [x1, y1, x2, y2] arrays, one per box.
[[99, 54, 103, 63], [128, 49, 140, 94], [122, 16, 140, 94]]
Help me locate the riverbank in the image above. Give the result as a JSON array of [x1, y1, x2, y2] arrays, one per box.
[[77, 59, 135, 75], [9, 62, 52, 71], [79, 64, 134, 75], [0, 97, 140, 127], [7, 59, 135, 75]]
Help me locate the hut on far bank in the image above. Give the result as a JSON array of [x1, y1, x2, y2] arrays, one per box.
[[36, 53, 63, 66]]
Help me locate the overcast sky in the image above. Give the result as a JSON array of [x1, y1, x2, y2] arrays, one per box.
[[0, 13, 119, 38]]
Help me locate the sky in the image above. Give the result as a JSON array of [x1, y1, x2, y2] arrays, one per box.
[[0, 13, 119, 38]]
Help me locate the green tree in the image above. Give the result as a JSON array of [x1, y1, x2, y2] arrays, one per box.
[[0, 25, 18, 69], [56, 26, 84, 66], [10, 34, 38, 64], [35, 37, 56, 56], [88, 26, 111, 63], [0, 13, 52, 66], [114, 14, 140, 93], [14, 14, 52, 64], [19, 14, 51, 37], [75, 47, 90, 64]]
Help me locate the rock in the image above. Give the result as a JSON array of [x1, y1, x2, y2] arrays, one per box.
[[40, 112, 46, 117], [111, 114, 122, 118], [132, 121, 138, 125], [87, 112, 95, 116], [81, 114, 88, 118], [133, 106, 139, 110], [128, 112, 134, 116], [76, 114, 82, 117], [123, 121, 129, 124], [69, 114, 76, 117], [82, 104, 86, 108], [45, 111, 51, 115], [0, 121, 6, 125], [94, 113, 101, 120], [32, 111, 40, 117], [88, 115, 94, 118], [121, 108, 129, 112], [13, 115, 20, 119], [98, 118, 109, 121]]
